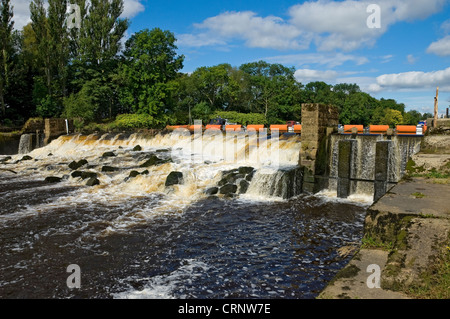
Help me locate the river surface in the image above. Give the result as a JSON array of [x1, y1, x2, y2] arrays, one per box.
[[0, 132, 371, 299]]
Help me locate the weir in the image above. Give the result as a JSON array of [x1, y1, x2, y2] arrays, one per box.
[[299, 103, 423, 201]]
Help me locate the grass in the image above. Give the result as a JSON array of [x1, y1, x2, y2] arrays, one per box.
[[361, 235, 394, 251], [407, 243, 450, 299], [411, 192, 426, 198]]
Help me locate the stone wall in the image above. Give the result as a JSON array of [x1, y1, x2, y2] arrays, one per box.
[[300, 103, 339, 193], [21, 118, 45, 134], [44, 118, 74, 144]]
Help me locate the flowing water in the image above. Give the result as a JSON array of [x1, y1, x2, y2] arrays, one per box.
[[0, 132, 371, 299]]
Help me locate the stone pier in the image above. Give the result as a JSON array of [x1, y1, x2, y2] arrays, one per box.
[[300, 103, 339, 193], [374, 140, 391, 202], [337, 139, 356, 198]]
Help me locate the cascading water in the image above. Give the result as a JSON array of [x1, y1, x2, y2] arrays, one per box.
[[327, 134, 422, 199], [0, 131, 370, 299], [18, 134, 33, 154]]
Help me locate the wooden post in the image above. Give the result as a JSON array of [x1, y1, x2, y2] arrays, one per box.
[[434, 87, 439, 128]]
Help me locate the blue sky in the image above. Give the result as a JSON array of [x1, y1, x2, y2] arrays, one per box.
[[13, 0, 450, 114]]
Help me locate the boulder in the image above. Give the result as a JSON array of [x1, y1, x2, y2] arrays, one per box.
[[205, 187, 219, 195], [86, 177, 100, 186], [218, 169, 239, 186], [102, 151, 116, 158], [71, 171, 98, 180], [102, 165, 119, 172], [21, 155, 33, 161], [45, 176, 62, 183], [219, 183, 237, 195], [238, 166, 254, 175], [81, 172, 97, 179], [132, 145, 142, 151], [140, 154, 170, 167], [165, 171, 183, 186], [69, 159, 88, 170], [239, 179, 250, 194], [128, 170, 141, 178], [0, 156, 12, 163]]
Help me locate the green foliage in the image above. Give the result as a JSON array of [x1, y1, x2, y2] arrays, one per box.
[[35, 94, 60, 118], [62, 90, 95, 123], [114, 113, 155, 129]]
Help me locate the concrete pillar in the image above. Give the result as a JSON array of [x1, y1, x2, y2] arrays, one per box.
[[337, 139, 356, 198], [374, 140, 391, 202], [300, 103, 339, 193]]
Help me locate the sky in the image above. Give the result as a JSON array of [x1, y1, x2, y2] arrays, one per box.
[[11, 0, 450, 115]]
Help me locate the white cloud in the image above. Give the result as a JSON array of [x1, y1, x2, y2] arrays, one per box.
[[427, 35, 450, 56], [10, 0, 35, 30], [121, 0, 145, 19], [179, 0, 447, 52], [294, 69, 339, 83], [265, 52, 369, 68], [376, 67, 450, 91], [11, 0, 145, 31], [179, 11, 309, 50]]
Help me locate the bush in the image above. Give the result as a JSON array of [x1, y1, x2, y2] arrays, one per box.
[[114, 113, 155, 129]]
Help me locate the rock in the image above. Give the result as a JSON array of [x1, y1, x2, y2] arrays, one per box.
[[86, 177, 100, 186], [81, 172, 97, 179], [71, 171, 97, 180], [238, 166, 254, 175], [68, 159, 88, 170], [129, 170, 140, 178], [218, 169, 239, 186], [165, 171, 183, 186], [71, 171, 83, 178], [21, 155, 33, 161], [102, 166, 119, 172], [239, 179, 250, 194], [205, 187, 219, 195], [45, 176, 62, 183], [141, 170, 149, 175], [0, 156, 12, 163], [102, 151, 116, 157], [132, 145, 142, 151], [245, 170, 255, 181], [140, 154, 170, 167], [219, 183, 237, 195]]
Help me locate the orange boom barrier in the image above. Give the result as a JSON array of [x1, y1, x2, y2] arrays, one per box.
[[205, 124, 222, 130], [369, 125, 389, 134], [396, 125, 417, 135], [225, 125, 242, 132], [294, 125, 302, 134], [344, 125, 364, 133], [188, 125, 203, 131], [246, 125, 265, 132], [166, 125, 188, 130], [270, 125, 288, 133]]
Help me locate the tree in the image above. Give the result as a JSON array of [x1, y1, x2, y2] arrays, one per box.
[[68, 0, 129, 120], [0, 0, 14, 118], [340, 92, 377, 126], [381, 109, 404, 126], [117, 28, 184, 124], [240, 61, 298, 121]]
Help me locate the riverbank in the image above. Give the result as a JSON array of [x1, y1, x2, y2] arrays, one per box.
[[318, 138, 450, 299]]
